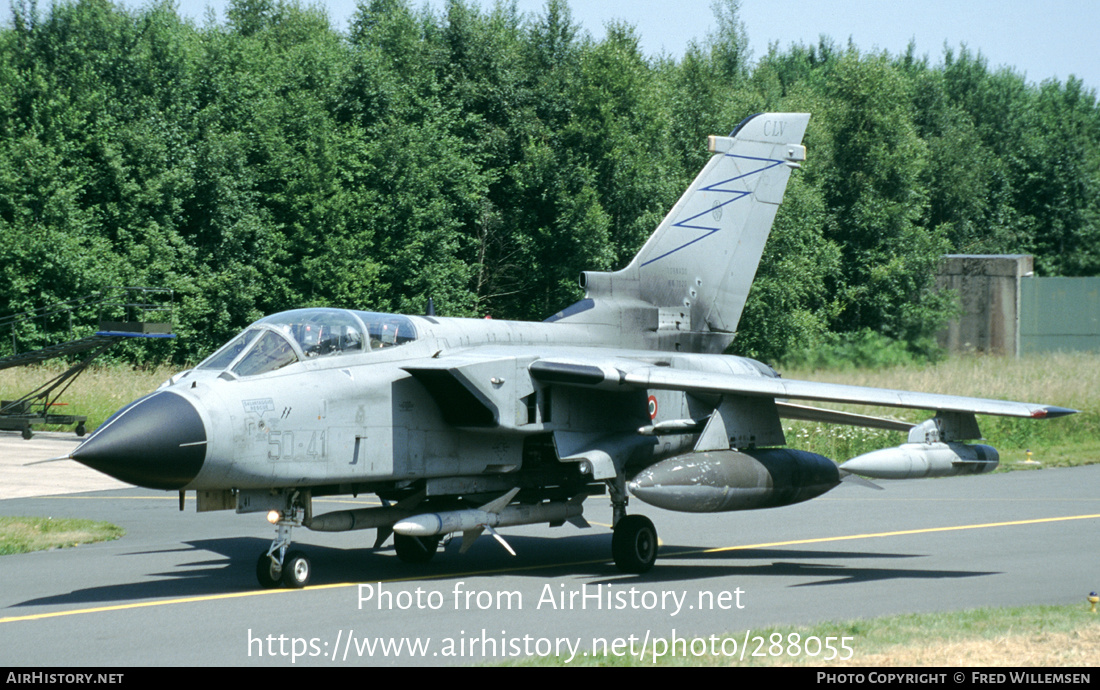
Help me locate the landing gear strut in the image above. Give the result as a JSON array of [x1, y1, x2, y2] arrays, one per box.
[[607, 475, 658, 574], [257, 491, 311, 589]]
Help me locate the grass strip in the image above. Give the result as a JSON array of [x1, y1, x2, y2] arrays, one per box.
[[0, 516, 125, 555], [510, 604, 1100, 666]]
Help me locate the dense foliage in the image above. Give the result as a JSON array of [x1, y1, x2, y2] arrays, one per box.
[[0, 0, 1097, 364]]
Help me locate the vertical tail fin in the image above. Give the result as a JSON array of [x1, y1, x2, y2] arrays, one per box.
[[559, 113, 810, 352]]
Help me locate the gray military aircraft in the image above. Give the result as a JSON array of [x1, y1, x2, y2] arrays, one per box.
[[67, 113, 1075, 588]]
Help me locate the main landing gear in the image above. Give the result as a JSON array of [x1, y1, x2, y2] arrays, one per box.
[[608, 476, 658, 574], [612, 514, 658, 574]]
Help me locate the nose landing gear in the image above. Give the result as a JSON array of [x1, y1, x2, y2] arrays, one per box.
[[257, 492, 311, 589]]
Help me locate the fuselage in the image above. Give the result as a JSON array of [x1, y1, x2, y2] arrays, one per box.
[[72, 307, 778, 495]]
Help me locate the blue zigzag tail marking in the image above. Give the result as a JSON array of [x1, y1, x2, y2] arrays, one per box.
[[640, 155, 784, 267]]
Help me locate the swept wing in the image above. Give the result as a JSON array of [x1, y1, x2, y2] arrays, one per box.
[[528, 357, 1076, 421]]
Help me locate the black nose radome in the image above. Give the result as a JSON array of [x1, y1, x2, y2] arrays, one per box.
[[71, 392, 207, 490]]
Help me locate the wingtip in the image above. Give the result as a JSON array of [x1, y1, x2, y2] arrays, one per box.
[[1033, 406, 1078, 419]]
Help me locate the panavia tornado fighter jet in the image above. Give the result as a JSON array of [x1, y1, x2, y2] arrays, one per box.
[[68, 113, 1075, 588]]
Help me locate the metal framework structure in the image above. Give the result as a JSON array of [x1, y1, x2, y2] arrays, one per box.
[[0, 288, 174, 439]]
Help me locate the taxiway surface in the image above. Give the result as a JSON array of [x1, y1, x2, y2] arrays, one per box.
[[2, 432, 1098, 666]]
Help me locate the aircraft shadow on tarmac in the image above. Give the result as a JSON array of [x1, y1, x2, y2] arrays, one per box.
[[11, 533, 997, 609], [636, 547, 998, 587]]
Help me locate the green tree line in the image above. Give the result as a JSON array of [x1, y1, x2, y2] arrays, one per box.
[[0, 0, 1097, 364]]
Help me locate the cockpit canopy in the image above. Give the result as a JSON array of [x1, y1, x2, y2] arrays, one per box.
[[197, 308, 416, 377]]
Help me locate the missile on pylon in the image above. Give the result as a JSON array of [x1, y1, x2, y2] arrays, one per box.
[[304, 505, 417, 532], [839, 442, 999, 480], [393, 498, 587, 538]]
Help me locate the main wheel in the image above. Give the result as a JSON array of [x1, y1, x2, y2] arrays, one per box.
[[612, 515, 658, 574], [394, 534, 440, 564], [281, 550, 311, 588], [256, 553, 282, 588]]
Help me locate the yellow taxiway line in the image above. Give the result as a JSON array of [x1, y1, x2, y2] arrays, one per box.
[[2, 512, 1098, 625]]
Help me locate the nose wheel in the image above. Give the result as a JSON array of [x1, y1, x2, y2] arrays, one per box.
[[257, 497, 311, 589], [257, 549, 311, 589], [256, 552, 283, 588], [281, 550, 311, 587]]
